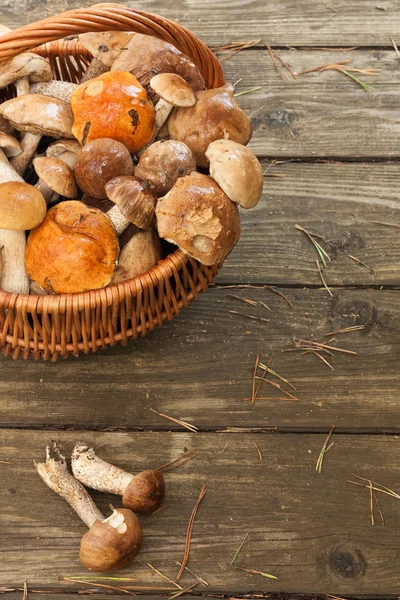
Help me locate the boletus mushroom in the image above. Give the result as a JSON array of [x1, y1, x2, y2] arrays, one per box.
[[206, 139, 263, 209], [36, 441, 143, 572], [33, 156, 77, 205], [150, 73, 196, 133], [72, 442, 165, 514], [168, 84, 253, 167], [111, 229, 162, 284], [156, 172, 241, 266], [79, 31, 134, 68], [46, 138, 81, 170], [105, 175, 157, 233], [25, 201, 119, 294], [70, 71, 155, 153]]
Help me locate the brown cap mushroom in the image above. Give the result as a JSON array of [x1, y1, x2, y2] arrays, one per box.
[[46, 138, 81, 170], [105, 176, 157, 232], [135, 140, 196, 196], [33, 156, 77, 204], [111, 33, 205, 99], [35, 441, 143, 573], [156, 172, 241, 265], [168, 84, 253, 168], [206, 139, 263, 209], [74, 138, 134, 199], [72, 442, 165, 514], [0, 181, 46, 230], [79, 31, 134, 67], [25, 201, 119, 294], [0, 132, 21, 157], [0, 94, 74, 138], [150, 73, 196, 132], [111, 229, 162, 284], [0, 52, 52, 95]]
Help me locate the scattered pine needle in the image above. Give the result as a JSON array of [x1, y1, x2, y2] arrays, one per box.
[[58, 578, 139, 596], [254, 443, 263, 462], [349, 473, 400, 500], [342, 70, 376, 93], [348, 254, 370, 269], [149, 408, 198, 433], [0, 460, 14, 464], [176, 485, 208, 581], [234, 86, 262, 97], [391, 38, 400, 59], [295, 224, 330, 267], [230, 531, 250, 566], [237, 568, 278, 580], [316, 426, 335, 473], [265, 285, 293, 307], [258, 362, 297, 390], [370, 220, 400, 229], [284, 338, 357, 356], [176, 562, 209, 586], [23, 582, 27, 600], [324, 325, 366, 336], [136, 560, 181, 590], [251, 354, 260, 404], [212, 39, 261, 62], [253, 354, 274, 403], [306, 350, 334, 371], [369, 479, 375, 526], [316, 258, 333, 297], [266, 44, 286, 80], [373, 488, 385, 525], [60, 577, 138, 582], [170, 583, 199, 598], [271, 49, 298, 79], [156, 451, 196, 472], [229, 310, 270, 324], [255, 374, 299, 400], [222, 441, 229, 453], [227, 294, 271, 312], [152, 504, 168, 515], [297, 59, 379, 93]]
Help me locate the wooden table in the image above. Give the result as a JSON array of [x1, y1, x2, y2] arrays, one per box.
[[1, 1, 400, 599]]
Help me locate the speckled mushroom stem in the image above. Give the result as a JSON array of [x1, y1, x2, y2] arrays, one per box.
[[107, 205, 130, 236], [35, 441, 105, 529], [72, 442, 133, 496]]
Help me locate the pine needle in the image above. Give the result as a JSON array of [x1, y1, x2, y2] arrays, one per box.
[[265, 285, 293, 307], [222, 441, 229, 453], [60, 577, 138, 582], [229, 310, 270, 324], [324, 325, 366, 336], [238, 568, 278, 580], [316, 258, 333, 297], [227, 294, 271, 312], [254, 443, 263, 462], [23, 582, 27, 600], [391, 38, 400, 59], [151, 504, 168, 515], [251, 354, 259, 404], [58, 578, 139, 596], [316, 426, 335, 473], [349, 474, 400, 500], [370, 220, 400, 228], [285, 338, 357, 356], [176, 562, 209, 586], [258, 362, 297, 390], [170, 583, 199, 598], [255, 373, 299, 400], [234, 86, 262, 97], [136, 560, 181, 590], [176, 485, 208, 581], [149, 408, 198, 433], [156, 451, 196, 472], [307, 350, 334, 370], [348, 254, 370, 269], [342, 70, 375, 93], [0, 460, 14, 464], [230, 531, 250, 566], [266, 44, 286, 80], [295, 224, 330, 267], [369, 480, 375, 526]]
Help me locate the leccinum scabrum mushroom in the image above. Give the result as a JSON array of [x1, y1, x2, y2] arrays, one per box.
[[36, 441, 143, 572], [72, 442, 165, 513]]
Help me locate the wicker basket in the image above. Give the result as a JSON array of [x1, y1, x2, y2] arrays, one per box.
[[0, 3, 225, 361]]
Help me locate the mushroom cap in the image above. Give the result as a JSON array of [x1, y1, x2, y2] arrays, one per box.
[[46, 139, 81, 159], [75, 138, 134, 199], [0, 53, 52, 89], [135, 140, 196, 196], [33, 156, 77, 199], [111, 33, 205, 100], [71, 71, 155, 153], [25, 201, 119, 294], [111, 229, 162, 284], [0, 132, 22, 157], [150, 73, 196, 107], [105, 175, 156, 229], [0, 94, 74, 138], [168, 85, 253, 168], [206, 139, 263, 209], [0, 182, 47, 230], [31, 80, 78, 103], [156, 172, 241, 266], [79, 31, 134, 67], [80, 508, 143, 572], [122, 470, 165, 513]]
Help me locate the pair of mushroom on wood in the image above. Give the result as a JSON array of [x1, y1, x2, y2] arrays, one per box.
[[36, 440, 165, 572]]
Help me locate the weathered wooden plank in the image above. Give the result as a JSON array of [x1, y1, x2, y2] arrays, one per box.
[[1, 288, 399, 432], [1, 430, 400, 595], [1, 0, 399, 47]]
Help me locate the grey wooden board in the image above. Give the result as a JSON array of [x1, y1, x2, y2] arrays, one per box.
[[1, 430, 400, 595], [0, 0, 399, 47], [1, 287, 399, 432]]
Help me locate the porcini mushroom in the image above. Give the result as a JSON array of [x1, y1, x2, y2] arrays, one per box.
[[156, 172, 241, 266], [111, 33, 205, 100], [31, 80, 78, 103], [150, 73, 196, 133], [0, 132, 22, 157], [72, 442, 165, 514], [36, 441, 143, 572], [25, 201, 119, 294], [111, 229, 162, 284], [46, 138, 81, 170], [33, 156, 77, 205], [74, 138, 134, 199], [0, 52, 51, 96], [135, 140, 196, 196], [168, 84, 253, 167], [79, 31, 134, 67], [105, 176, 157, 233], [70, 71, 155, 153], [206, 139, 263, 209]]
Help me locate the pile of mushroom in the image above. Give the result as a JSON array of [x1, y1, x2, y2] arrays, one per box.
[[0, 29, 263, 295]]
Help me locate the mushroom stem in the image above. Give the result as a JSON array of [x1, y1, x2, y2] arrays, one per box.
[[80, 58, 108, 84], [15, 75, 30, 96], [107, 204, 130, 236], [35, 179, 59, 205], [35, 441, 105, 529], [11, 132, 41, 175], [72, 442, 133, 496], [154, 98, 173, 133]]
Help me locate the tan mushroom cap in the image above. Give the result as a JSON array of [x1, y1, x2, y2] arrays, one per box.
[[0, 53, 52, 89], [105, 175, 157, 230], [0, 94, 74, 138], [33, 156, 77, 199], [0, 181, 46, 230], [0, 132, 22, 157], [150, 73, 196, 107], [135, 140, 196, 196], [79, 31, 134, 67], [206, 139, 263, 209], [168, 84, 253, 168], [111, 229, 162, 284], [46, 139, 81, 159], [156, 172, 241, 266]]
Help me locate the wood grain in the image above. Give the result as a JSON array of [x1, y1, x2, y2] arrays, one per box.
[[0, 287, 399, 432], [1, 430, 400, 595], [1, 0, 399, 47]]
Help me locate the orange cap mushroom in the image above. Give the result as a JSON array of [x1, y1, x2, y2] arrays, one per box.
[[71, 71, 155, 153]]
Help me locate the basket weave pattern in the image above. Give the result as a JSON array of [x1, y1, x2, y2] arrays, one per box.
[[0, 3, 225, 360]]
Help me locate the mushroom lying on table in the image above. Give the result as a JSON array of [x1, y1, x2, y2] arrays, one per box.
[[33, 156, 77, 205]]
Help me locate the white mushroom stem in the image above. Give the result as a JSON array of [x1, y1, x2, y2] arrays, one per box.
[[72, 442, 133, 495], [107, 205, 130, 236], [0, 148, 29, 294], [15, 75, 30, 96], [35, 441, 105, 529], [35, 179, 59, 205], [11, 132, 41, 175], [56, 151, 77, 170], [154, 98, 173, 133]]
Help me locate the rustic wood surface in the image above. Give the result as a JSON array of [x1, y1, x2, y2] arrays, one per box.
[[1, 1, 400, 599]]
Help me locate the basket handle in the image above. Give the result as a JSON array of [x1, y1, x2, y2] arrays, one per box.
[[0, 3, 224, 89]]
